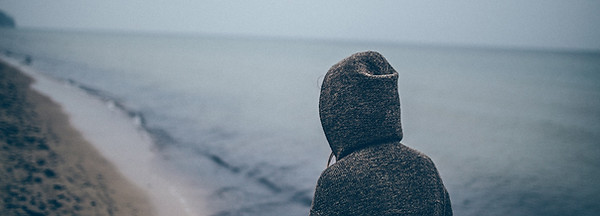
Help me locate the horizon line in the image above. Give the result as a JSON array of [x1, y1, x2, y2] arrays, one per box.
[[5, 26, 600, 54]]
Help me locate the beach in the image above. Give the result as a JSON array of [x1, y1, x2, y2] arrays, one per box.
[[0, 61, 155, 215]]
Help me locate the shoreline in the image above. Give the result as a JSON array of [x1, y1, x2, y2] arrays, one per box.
[[0, 61, 155, 215], [0, 57, 205, 215]]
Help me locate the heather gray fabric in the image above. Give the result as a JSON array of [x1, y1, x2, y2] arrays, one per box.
[[310, 51, 452, 216]]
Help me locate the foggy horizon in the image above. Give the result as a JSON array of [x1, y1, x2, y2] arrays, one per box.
[[2, 1, 600, 52]]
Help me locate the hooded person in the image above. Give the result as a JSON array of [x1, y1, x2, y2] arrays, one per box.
[[310, 51, 452, 216]]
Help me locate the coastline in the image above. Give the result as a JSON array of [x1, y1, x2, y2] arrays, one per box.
[[0, 61, 155, 215]]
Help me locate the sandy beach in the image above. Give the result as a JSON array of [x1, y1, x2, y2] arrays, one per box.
[[0, 62, 155, 215]]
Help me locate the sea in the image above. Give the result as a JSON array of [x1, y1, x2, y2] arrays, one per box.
[[1, 28, 599, 216]]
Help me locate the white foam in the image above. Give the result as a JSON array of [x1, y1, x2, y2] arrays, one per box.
[[1, 57, 208, 216]]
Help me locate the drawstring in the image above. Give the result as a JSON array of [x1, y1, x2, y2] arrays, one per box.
[[327, 152, 336, 168]]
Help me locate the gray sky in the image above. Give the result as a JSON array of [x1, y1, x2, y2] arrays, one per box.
[[1, 0, 599, 51]]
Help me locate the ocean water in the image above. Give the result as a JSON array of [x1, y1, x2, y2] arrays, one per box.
[[1, 28, 599, 215]]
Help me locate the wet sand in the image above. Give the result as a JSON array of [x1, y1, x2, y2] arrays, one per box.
[[0, 62, 155, 215]]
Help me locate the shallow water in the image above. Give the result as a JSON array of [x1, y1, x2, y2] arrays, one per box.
[[2, 28, 599, 215]]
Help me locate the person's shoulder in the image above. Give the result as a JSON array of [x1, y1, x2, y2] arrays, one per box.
[[370, 142, 438, 175], [316, 150, 370, 185], [397, 143, 435, 162], [318, 155, 352, 180]]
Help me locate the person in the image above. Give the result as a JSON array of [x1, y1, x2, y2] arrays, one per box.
[[310, 51, 452, 216]]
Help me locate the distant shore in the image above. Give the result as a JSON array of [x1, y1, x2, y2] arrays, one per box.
[[0, 61, 155, 215]]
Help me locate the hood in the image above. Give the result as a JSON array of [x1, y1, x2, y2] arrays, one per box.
[[319, 51, 403, 160]]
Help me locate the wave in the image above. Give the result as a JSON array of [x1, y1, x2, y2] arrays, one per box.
[[2, 51, 313, 214], [64, 75, 314, 207], [63, 78, 178, 150]]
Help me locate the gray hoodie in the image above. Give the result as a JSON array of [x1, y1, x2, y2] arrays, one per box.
[[310, 51, 452, 216]]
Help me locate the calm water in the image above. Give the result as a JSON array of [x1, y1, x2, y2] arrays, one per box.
[[2, 29, 599, 215]]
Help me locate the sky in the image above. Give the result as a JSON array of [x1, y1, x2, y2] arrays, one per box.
[[1, 0, 600, 51]]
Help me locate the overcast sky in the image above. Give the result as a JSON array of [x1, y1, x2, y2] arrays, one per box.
[[1, 0, 599, 51]]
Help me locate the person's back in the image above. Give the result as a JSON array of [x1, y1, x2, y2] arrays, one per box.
[[310, 51, 452, 216]]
